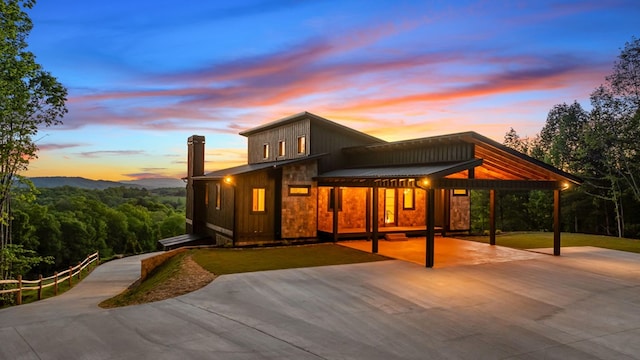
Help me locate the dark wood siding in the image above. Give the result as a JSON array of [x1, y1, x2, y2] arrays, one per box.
[[310, 122, 382, 173], [346, 143, 474, 167], [246, 118, 310, 164], [234, 169, 277, 243], [207, 180, 235, 234]]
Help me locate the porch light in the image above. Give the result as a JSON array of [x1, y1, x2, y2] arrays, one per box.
[[561, 182, 570, 190], [224, 176, 233, 185], [421, 178, 430, 187]]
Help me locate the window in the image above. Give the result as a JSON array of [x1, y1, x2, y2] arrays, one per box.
[[289, 185, 310, 196], [297, 136, 306, 154], [403, 188, 415, 210], [215, 183, 221, 209], [453, 189, 469, 196], [262, 143, 269, 159], [252, 188, 266, 212], [328, 188, 343, 211], [278, 140, 285, 157]]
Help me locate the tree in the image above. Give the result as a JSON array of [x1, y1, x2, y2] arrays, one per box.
[[0, 0, 67, 278], [539, 101, 588, 172]]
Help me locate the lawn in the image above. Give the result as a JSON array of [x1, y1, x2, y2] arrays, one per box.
[[463, 232, 640, 253], [191, 243, 390, 274]]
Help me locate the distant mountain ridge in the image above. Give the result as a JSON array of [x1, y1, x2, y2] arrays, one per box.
[[29, 176, 184, 189]]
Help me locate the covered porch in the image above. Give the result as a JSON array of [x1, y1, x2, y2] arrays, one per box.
[[314, 132, 581, 268], [338, 236, 545, 268]]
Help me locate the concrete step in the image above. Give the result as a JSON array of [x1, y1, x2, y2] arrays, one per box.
[[384, 233, 408, 241]]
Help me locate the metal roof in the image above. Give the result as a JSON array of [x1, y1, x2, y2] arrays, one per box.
[[316, 159, 482, 180], [194, 154, 325, 180]]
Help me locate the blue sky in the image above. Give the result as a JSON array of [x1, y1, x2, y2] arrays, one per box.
[[25, 0, 639, 180]]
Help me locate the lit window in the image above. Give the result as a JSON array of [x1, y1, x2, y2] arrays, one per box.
[[262, 144, 269, 159], [252, 188, 266, 212], [278, 140, 285, 157], [215, 183, 221, 209], [297, 136, 306, 154], [289, 185, 310, 196], [403, 188, 415, 210], [453, 189, 468, 196]]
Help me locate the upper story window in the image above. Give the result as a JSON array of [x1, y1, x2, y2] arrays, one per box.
[[278, 140, 286, 157], [262, 143, 269, 159], [297, 136, 306, 155]]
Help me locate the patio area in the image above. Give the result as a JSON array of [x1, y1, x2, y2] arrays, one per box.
[[338, 236, 546, 267]]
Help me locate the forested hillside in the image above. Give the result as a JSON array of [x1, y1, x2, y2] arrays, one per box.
[[10, 186, 186, 278]]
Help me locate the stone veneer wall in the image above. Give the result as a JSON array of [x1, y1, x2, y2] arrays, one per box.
[[396, 188, 426, 227], [318, 187, 369, 231], [281, 162, 318, 238], [450, 193, 470, 230]]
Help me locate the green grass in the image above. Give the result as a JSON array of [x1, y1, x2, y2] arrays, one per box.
[[191, 243, 390, 275], [99, 251, 188, 308], [463, 232, 640, 253]]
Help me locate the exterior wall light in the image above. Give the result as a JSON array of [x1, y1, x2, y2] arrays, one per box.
[[224, 176, 233, 185]]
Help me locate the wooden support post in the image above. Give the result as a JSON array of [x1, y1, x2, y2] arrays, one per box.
[[16, 275, 22, 305], [372, 186, 379, 253], [78, 262, 82, 280], [69, 266, 73, 287], [426, 188, 435, 268], [554, 189, 561, 256], [38, 274, 43, 300], [54, 272, 58, 296], [489, 189, 496, 246], [332, 186, 339, 243]]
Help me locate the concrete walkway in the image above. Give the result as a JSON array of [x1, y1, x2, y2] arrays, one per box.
[[1, 247, 639, 359]]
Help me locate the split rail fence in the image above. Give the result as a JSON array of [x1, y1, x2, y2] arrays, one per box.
[[0, 251, 99, 305]]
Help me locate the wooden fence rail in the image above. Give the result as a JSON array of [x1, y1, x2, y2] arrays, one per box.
[[0, 251, 99, 305]]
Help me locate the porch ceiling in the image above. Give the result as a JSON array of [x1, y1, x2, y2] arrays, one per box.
[[315, 159, 482, 187]]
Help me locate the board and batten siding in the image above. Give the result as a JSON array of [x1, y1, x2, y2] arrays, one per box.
[[347, 143, 475, 167], [233, 169, 277, 244], [206, 180, 235, 242], [246, 118, 310, 164], [310, 122, 383, 173]]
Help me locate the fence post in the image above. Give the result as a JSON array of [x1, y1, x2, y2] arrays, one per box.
[[69, 266, 73, 287], [78, 262, 82, 280], [38, 274, 43, 300], [16, 275, 22, 305], [54, 271, 58, 296]]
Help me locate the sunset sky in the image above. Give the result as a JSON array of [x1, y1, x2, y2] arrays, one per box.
[[25, 0, 639, 181]]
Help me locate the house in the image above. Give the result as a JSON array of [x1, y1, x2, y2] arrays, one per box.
[[173, 111, 580, 267]]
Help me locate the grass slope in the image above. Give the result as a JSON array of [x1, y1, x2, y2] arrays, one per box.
[[191, 243, 390, 275], [101, 243, 389, 308]]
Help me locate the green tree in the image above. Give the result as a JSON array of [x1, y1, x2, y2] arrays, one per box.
[[0, 0, 67, 278], [539, 101, 588, 172]]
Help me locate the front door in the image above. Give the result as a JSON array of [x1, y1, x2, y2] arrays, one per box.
[[384, 188, 397, 226]]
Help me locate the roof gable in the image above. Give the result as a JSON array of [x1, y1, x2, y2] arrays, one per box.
[[239, 111, 385, 144]]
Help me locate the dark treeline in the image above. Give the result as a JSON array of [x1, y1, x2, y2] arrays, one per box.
[[471, 37, 640, 239], [10, 186, 186, 278]]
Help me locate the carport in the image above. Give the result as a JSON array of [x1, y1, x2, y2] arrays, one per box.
[[316, 132, 582, 268]]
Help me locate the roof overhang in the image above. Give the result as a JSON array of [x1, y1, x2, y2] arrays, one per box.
[[193, 154, 325, 180], [315, 159, 483, 187]]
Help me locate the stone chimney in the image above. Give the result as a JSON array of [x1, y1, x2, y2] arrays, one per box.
[[186, 135, 206, 234]]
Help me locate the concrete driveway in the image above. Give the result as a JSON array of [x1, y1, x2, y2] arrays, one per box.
[[1, 247, 639, 359]]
